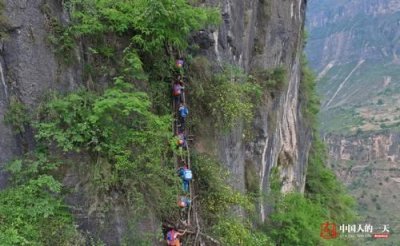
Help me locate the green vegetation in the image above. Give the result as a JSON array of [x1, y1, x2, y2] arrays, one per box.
[[191, 153, 273, 245], [1, 0, 221, 244], [260, 53, 357, 245], [0, 0, 10, 40], [64, 0, 220, 82], [192, 153, 252, 217], [4, 96, 30, 134], [69, 0, 219, 53], [189, 57, 262, 131], [301, 53, 357, 223], [35, 79, 180, 222], [300, 54, 320, 126], [267, 193, 325, 245], [214, 218, 272, 246], [210, 68, 261, 130], [0, 1, 359, 245], [251, 66, 288, 91], [41, 2, 75, 64], [305, 139, 357, 222], [2, 79, 179, 244], [0, 153, 83, 245]]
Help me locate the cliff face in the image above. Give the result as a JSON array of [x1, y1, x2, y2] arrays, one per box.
[[0, 0, 309, 243], [327, 132, 400, 163], [0, 0, 82, 187], [197, 0, 309, 221]]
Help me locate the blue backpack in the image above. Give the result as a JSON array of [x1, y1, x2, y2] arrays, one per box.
[[183, 169, 192, 181], [167, 230, 175, 244], [179, 107, 188, 117]]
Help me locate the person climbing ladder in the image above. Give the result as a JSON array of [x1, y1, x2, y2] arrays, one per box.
[[172, 80, 183, 108], [164, 57, 195, 244], [178, 195, 191, 225], [177, 165, 192, 193], [167, 228, 187, 246], [178, 103, 189, 132]]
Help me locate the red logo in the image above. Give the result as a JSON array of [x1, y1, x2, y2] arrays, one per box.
[[320, 222, 338, 239], [373, 234, 389, 239]]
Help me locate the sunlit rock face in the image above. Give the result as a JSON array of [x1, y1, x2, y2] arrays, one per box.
[[194, 0, 310, 221], [327, 133, 400, 163]]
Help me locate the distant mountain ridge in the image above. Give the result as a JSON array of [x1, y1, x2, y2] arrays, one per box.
[[307, 0, 400, 70], [306, 1, 400, 244], [307, 0, 400, 134]]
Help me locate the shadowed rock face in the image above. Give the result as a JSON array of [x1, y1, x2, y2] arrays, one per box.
[[0, 0, 81, 159], [0, 0, 309, 243], [0, 0, 82, 187]]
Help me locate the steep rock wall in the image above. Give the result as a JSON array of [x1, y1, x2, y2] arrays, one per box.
[[194, 0, 309, 221], [0, 0, 310, 243], [0, 0, 82, 187], [326, 132, 400, 163]]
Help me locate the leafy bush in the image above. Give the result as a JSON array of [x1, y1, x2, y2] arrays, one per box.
[[35, 78, 179, 221], [191, 153, 273, 245], [212, 69, 262, 130], [251, 66, 287, 90], [189, 59, 262, 131], [299, 54, 319, 127], [213, 218, 272, 246], [4, 96, 30, 134], [63, 0, 220, 81], [41, 3, 75, 64], [69, 0, 219, 52], [305, 137, 357, 223], [0, 154, 83, 246], [191, 153, 252, 219], [267, 193, 324, 245], [36, 78, 170, 157]]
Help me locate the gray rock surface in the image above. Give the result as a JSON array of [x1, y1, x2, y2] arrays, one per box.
[[0, 0, 82, 169], [326, 132, 400, 163], [194, 0, 309, 221]]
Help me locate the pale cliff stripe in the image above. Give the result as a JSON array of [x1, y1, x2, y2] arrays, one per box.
[[0, 61, 7, 99], [317, 61, 335, 80], [213, 31, 221, 64], [325, 59, 365, 108], [260, 137, 269, 222]]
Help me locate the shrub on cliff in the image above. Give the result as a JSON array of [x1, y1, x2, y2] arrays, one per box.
[[189, 58, 262, 131], [0, 154, 83, 245], [35, 78, 180, 221]]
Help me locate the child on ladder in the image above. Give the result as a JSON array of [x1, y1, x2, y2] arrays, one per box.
[[167, 228, 187, 246], [177, 165, 192, 193]]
